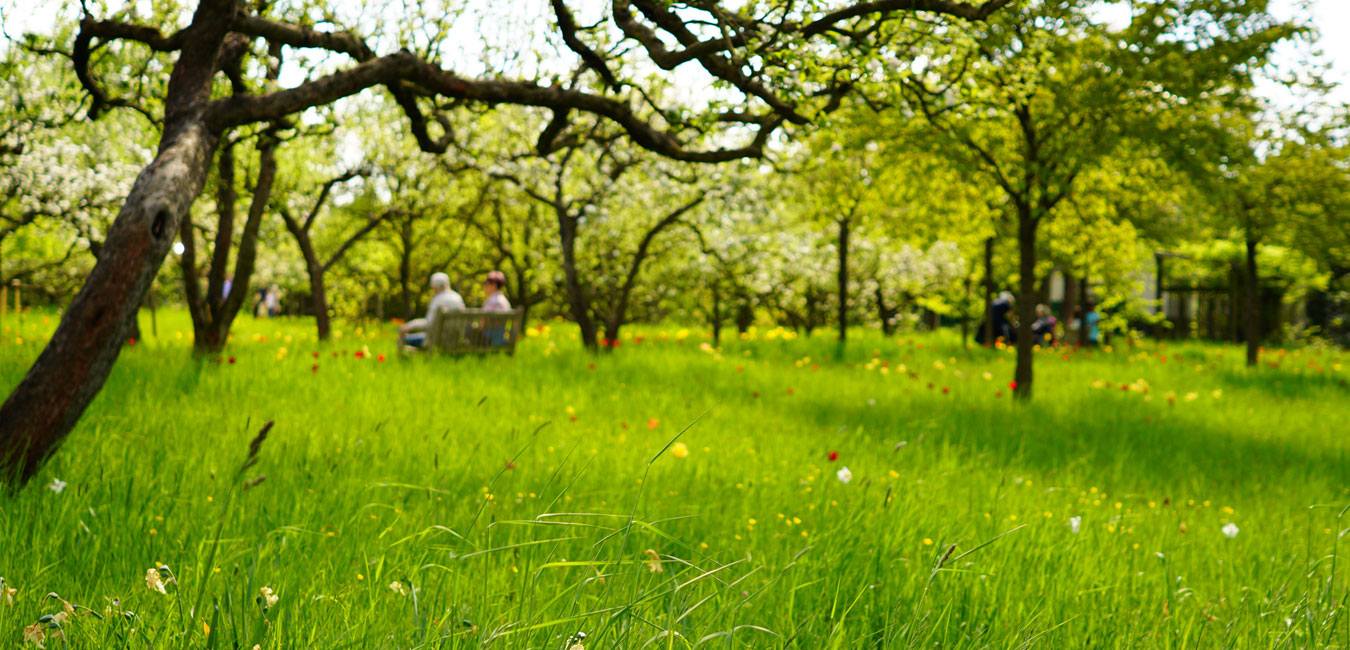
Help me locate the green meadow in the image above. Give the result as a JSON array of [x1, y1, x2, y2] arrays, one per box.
[[2, 311, 1349, 649]]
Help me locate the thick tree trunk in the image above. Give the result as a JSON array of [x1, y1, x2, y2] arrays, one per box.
[[982, 236, 994, 346], [837, 217, 849, 342], [1013, 211, 1037, 400], [0, 0, 234, 484], [1244, 236, 1260, 367]]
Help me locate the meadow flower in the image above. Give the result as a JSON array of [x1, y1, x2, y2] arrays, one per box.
[[146, 568, 167, 594], [670, 442, 689, 459], [643, 549, 663, 573], [1069, 516, 1081, 534], [828, 451, 839, 461], [259, 586, 278, 609], [647, 418, 660, 430], [1222, 523, 1239, 538], [47, 478, 65, 494], [389, 581, 408, 596], [2, 578, 15, 607], [23, 622, 44, 646], [836, 466, 853, 483]]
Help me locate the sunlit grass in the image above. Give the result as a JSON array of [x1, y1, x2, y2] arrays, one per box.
[[1, 309, 1349, 648]]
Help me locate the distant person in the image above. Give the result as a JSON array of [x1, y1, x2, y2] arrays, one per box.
[[482, 270, 511, 312], [222, 275, 233, 299], [1032, 304, 1057, 345], [265, 284, 281, 317], [1082, 300, 1101, 345], [480, 270, 511, 346], [399, 272, 465, 349], [254, 286, 269, 318], [976, 291, 1016, 345]]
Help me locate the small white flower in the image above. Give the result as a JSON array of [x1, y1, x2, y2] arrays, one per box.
[[836, 466, 853, 484], [1222, 523, 1239, 538], [47, 478, 66, 494], [1068, 516, 1081, 534]]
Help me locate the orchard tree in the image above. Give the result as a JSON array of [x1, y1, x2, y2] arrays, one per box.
[[882, 0, 1295, 399], [0, 0, 1011, 483]]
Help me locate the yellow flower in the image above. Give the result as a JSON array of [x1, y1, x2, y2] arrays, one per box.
[[670, 442, 689, 459], [923, 538, 933, 545]]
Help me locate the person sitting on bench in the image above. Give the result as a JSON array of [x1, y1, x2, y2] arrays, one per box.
[[480, 270, 511, 346], [399, 272, 465, 349]]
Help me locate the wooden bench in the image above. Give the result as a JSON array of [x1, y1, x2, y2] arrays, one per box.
[[411, 308, 524, 356]]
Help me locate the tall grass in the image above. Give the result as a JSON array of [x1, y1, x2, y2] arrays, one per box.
[[1, 310, 1348, 648]]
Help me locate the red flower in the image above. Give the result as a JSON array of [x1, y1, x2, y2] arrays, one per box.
[[332, 351, 339, 357], [228, 357, 236, 364], [621, 422, 628, 429], [311, 364, 319, 373], [647, 418, 660, 430], [942, 386, 950, 394], [377, 354, 385, 362], [633, 336, 645, 344], [1009, 381, 1018, 390], [127, 338, 136, 346], [786, 388, 795, 395], [736, 366, 743, 372], [828, 451, 839, 461], [354, 351, 365, 359], [313, 351, 320, 359]]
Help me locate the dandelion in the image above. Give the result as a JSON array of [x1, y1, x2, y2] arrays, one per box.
[[1069, 516, 1081, 534], [47, 478, 66, 494], [1222, 523, 1239, 538], [669, 442, 689, 459], [836, 466, 853, 484]]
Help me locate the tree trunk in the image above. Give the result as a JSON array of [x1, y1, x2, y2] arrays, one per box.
[[836, 217, 849, 342], [876, 286, 895, 336], [1244, 236, 1260, 367], [982, 237, 995, 346], [960, 274, 972, 348], [0, 0, 234, 484], [287, 226, 331, 341], [1013, 210, 1037, 400], [710, 283, 722, 345], [398, 218, 414, 320], [557, 213, 597, 350]]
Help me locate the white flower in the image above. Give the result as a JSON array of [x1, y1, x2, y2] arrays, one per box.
[[1222, 523, 1239, 538], [1068, 516, 1081, 534], [836, 466, 853, 484], [47, 478, 66, 494]]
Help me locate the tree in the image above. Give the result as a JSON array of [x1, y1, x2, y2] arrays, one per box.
[[0, 0, 1010, 482], [277, 165, 388, 341], [882, 0, 1294, 399]]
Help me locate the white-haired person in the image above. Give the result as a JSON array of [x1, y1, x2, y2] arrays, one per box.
[[399, 272, 465, 349]]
